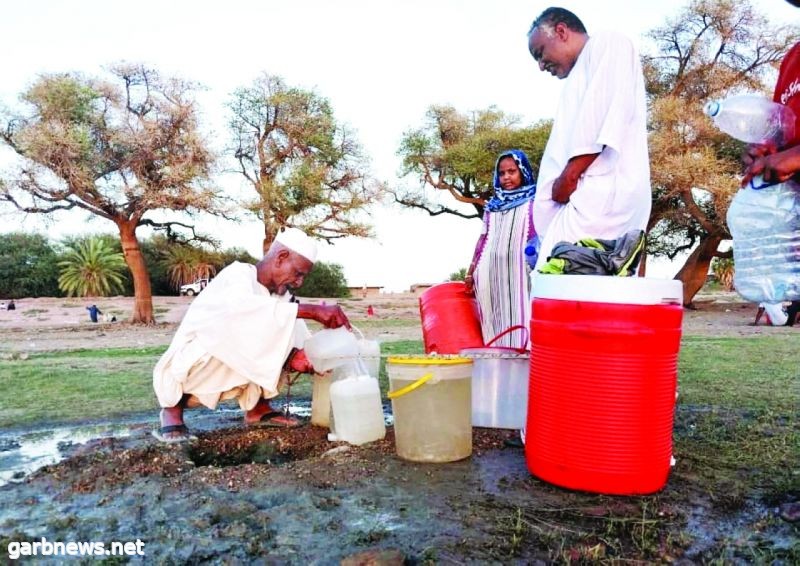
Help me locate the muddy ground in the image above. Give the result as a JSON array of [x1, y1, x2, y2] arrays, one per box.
[[0, 292, 798, 563]]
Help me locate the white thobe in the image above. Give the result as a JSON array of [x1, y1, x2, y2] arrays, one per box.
[[533, 30, 651, 270], [153, 262, 310, 411]]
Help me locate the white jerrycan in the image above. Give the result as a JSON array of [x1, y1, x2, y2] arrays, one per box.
[[328, 360, 385, 445]]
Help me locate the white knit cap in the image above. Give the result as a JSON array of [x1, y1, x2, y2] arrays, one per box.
[[274, 228, 318, 263]]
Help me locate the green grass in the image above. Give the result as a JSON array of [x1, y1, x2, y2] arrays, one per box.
[[678, 335, 798, 411], [0, 346, 167, 428], [1, 335, 797, 432]]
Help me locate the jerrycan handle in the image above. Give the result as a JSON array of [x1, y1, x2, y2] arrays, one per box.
[[749, 174, 777, 190], [485, 325, 529, 351], [387, 373, 433, 399]]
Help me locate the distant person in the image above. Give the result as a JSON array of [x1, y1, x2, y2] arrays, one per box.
[[367, 305, 374, 317], [527, 7, 651, 270], [152, 228, 352, 443], [464, 149, 536, 349], [7, 300, 15, 311], [86, 304, 102, 323]]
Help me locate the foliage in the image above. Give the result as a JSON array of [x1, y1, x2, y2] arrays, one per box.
[[449, 267, 468, 282], [0, 232, 61, 298], [0, 64, 222, 321], [162, 244, 218, 290], [711, 256, 735, 290], [643, 0, 799, 303], [395, 105, 551, 218], [57, 237, 127, 297], [228, 73, 385, 251], [296, 261, 350, 298]]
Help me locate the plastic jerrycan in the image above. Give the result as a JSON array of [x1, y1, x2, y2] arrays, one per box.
[[328, 359, 385, 445]]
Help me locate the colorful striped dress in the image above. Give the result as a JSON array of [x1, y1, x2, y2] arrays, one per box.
[[474, 200, 534, 349]]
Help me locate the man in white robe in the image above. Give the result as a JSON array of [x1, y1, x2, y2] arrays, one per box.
[[152, 228, 350, 442], [527, 7, 651, 271]]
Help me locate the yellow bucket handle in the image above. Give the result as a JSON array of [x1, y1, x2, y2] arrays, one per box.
[[387, 372, 434, 399]]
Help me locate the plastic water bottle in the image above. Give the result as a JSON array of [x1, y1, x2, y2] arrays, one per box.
[[524, 235, 540, 269], [705, 95, 800, 302], [727, 180, 800, 303], [703, 94, 795, 147]]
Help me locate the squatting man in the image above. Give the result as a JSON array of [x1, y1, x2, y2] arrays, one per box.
[[152, 228, 350, 442]]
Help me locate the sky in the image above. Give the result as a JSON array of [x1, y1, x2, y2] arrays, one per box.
[[1, 0, 798, 291]]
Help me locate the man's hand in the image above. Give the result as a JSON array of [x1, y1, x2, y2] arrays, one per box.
[[742, 142, 777, 170], [742, 145, 800, 188], [297, 303, 352, 329], [552, 171, 579, 204], [552, 152, 601, 204], [287, 349, 315, 373]]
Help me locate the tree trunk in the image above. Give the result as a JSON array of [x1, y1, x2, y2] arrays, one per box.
[[674, 235, 723, 307], [638, 252, 648, 277], [118, 220, 155, 324], [262, 223, 279, 255]]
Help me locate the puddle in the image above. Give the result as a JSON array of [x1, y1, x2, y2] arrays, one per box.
[[0, 423, 135, 487]]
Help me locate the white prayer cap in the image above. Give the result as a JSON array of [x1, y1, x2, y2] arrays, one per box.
[[274, 227, 318, 263]]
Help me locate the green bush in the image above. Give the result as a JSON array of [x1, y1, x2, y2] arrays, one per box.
[[297, 261, 350, 298]]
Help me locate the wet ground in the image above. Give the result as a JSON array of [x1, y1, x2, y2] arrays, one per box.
[[0, 403, 797, 563]]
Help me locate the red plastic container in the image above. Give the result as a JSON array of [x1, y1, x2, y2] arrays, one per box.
[[419, 282, 484, 354], [526, 275, 683, 495]]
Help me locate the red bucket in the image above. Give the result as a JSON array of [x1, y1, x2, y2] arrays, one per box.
[[526, 275, 683, 495], [419, 282, 484, 354]]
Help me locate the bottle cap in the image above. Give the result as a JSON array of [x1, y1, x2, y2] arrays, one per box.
[[703, 100, 720, 117]]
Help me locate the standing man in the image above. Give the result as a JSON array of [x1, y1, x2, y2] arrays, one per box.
[[86, 304, 102, 323], [152, 228, 351, 442], [527, 7, 651, 270]]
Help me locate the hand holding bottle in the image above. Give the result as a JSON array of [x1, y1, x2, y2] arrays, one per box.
[[742, 145, 800, 188]]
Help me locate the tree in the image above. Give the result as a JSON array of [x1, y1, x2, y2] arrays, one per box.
[[643, 0, 799, 305], [228, 73, 384, 252], [0, 65, 222, 322], [449, 267, 468, 282], [711, 256, 735, 291], [395, 105, 551, 218], [296, 262, 350, 298], [162, 244, 218, 291], [58, 237, 127, 297], [0, 232, 61, 298]]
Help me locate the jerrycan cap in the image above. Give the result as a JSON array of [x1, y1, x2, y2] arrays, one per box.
[[703, 100, 720, 117]]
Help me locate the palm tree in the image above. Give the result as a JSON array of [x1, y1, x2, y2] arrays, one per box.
[[163, 245, 218, 291], [58, 238, 127, 297], [712, 257, 735, 292]]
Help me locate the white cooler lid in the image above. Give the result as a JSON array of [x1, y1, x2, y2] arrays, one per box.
[[531, 274, 683, 305]]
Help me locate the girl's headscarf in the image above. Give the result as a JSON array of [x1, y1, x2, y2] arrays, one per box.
[[484, 149, 537, 212]]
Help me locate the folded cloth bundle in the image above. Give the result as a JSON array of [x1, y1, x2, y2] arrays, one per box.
[[538, 230, 646, 276]]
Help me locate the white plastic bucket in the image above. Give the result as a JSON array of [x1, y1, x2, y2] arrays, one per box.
[[461, 348, 529, 429]]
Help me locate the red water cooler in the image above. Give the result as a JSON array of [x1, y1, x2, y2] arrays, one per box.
[[526, 275, 683, 495]]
